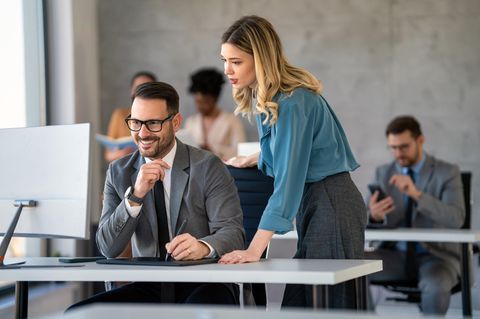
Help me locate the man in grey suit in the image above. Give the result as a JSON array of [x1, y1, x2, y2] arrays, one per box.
[[71, 81, 245, 309], [366, 115, 465, 316]]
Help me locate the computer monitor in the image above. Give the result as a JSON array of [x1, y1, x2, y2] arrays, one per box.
[[0, 123, 91, 267]]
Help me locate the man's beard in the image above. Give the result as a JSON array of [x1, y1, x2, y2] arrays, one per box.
[[397, 149, 420, 167], [137, 134, 174, 159]]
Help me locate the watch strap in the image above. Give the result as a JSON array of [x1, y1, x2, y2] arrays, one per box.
[[127, 187, 143, 204]]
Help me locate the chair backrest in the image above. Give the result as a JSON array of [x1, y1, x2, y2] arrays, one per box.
[[461, 171, 472, 229], [226, 166, 273, 307], [226, 166, 274, 247]]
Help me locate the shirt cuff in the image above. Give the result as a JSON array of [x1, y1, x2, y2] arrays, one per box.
[[198, 240, 216, 258], [368, 215, 387, 224], [124, 199, 142, 218]]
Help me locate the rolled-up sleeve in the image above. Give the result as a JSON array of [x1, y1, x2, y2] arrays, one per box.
[[258, 101, 314, 234]]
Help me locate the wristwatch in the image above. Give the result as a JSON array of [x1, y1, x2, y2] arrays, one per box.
[[124, 186, 143, 204]]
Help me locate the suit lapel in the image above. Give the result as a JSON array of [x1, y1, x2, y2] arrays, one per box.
[[130, 154, 142, 189], [132, 154, 158, 243], [170, 140, 190, 233]]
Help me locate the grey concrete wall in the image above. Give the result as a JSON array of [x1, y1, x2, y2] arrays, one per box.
[[98, 0, 480, 227]]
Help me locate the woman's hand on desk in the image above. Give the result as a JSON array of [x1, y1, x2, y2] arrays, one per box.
[[219, 229, 272, 264], [224, 152, 259, 168], [218, 249, 260, 264], [220, 229, 272, 264]]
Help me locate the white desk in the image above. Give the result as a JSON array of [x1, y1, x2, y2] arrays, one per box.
[[0, 257, 382, 319], [365, 228, 480, 243], [45, 304, 423, 319], [272, 228, 480, 317]]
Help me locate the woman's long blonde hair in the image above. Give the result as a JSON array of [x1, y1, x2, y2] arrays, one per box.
[[221, 15, 322, 125]]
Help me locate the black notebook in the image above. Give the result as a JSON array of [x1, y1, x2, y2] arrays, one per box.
[[96, 257, 219, 267]]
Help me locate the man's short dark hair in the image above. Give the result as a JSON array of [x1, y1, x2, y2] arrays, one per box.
[[133, 82, 179, 114], [130, 71, 157, 87], [188, 68, 225, 99], [385, 115, 423, 138]]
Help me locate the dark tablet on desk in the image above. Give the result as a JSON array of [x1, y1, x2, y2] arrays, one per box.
[[366, 223, 396, 230], [96, 257, 219, 267], [59, 257, 105, 263]]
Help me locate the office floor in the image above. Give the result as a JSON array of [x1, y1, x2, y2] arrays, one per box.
[[1, 280, 478, 318], [267, 285, 479, 318], [371, 258, 480, 318], [0, 283, 79, 319], [374, 290, 480, 318]]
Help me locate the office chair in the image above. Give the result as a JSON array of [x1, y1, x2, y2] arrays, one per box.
[[370, 171, 473, 305], [226, 165, 274, 306]]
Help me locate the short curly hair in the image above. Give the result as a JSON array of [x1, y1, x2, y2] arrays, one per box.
[[188, 68, 225, 99]]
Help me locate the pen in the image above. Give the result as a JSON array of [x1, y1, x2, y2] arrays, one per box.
[[165, 218, 188, 261]]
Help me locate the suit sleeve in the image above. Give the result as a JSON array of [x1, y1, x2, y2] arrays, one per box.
[[96, 163, 140, 258], [416, 165, 465, 228], [198, 156, 245, 256]]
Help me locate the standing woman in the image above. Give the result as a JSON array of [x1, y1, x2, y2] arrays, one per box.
[[219, 15, 367, 309]]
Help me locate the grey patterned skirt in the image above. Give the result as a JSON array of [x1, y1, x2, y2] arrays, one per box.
[[282, 172, 367, 309]]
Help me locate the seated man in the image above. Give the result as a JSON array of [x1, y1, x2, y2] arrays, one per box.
[[69, 81, 245, 310], [366, 115, 465, 316]]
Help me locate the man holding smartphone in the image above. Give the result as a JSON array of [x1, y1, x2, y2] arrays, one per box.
[[366, 115, 465, 316]]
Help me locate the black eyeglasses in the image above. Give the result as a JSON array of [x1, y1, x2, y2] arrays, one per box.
[[387, 142, 413, 153], [125, 114, 175, 132]]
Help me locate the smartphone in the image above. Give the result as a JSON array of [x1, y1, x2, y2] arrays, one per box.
[[368, 184, 387, 201]]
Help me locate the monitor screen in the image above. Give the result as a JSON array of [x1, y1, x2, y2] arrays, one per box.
[[0, 123, 91, 239]]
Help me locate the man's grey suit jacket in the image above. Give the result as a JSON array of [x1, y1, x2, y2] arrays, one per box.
[[368, 153, 465, 275], [96, 139, 245, 258]]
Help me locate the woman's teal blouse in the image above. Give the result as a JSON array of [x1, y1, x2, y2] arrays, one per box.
[[256, 88, 359, 234]]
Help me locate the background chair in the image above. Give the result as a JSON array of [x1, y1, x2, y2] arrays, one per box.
[[226, 165, 274, 306], [370, 171, 473, 305]]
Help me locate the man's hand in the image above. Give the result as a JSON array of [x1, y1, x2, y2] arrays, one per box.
[[165, 233, 210, 261], [369, 191, 395, 222], [389, 174, 422, 201], [133, 159, 170, 198]]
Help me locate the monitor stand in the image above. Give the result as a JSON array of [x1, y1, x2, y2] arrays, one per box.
[[0, 200, 37, 269]]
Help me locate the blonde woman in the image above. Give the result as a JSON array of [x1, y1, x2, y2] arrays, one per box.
[[220, 16, 366, 309]]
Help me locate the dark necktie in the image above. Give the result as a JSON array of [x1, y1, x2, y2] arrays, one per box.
[[154, 180, 176, 302], [154, 181, 170, 259], [405, 168, 417, 277]]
